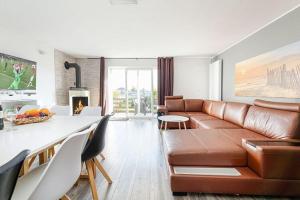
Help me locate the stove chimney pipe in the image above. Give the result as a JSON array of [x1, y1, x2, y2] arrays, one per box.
[[64, 61, 81, 88]]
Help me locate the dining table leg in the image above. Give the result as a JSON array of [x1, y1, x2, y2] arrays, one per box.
[[164, 122, 168, 130], [178, 122, 181, 129], [39, 151, 48, 165]]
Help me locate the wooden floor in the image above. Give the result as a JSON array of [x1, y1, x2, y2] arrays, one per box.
[[68, 119, 295, 200]]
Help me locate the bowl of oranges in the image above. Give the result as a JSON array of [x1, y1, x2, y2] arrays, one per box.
[[14, 108, 54, 125]]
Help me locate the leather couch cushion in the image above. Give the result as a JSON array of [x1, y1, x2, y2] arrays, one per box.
[[166, 99, 185, 112], [202, 100, 212, 114], [165, 96, 183, 100], [190, 114, 217, 122], [184, 99, 203, 112], [185, 112, 205, 116], [224, 102, 250, 127], [168, 112, 190, 118], [254, 99, 300, 112], [197, 119, 240, 129], [210, 101, 226, 119], [163, 129, 247, 166], [217, 129, 269, 146], [189, 114, 217, 129], [244, 106, 300, 139]]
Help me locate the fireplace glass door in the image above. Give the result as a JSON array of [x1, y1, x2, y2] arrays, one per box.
[[108, 67, 157, 118], [72, 96, 88, 115]]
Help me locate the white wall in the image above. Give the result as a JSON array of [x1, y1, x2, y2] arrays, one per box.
[[216, 7, 300, 103], [173, 57, 210, 99], [0, 28, 56, 106]]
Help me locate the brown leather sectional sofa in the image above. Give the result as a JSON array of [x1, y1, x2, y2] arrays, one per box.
[[158, 97, 300, 197]]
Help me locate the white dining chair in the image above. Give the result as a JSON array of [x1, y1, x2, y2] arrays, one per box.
[[80, 106, 102, 116], [11, 123, 98, 200], [18, 105, 40, 114], [50, 105, 70, 116]]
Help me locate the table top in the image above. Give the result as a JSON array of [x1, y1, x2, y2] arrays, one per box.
[[158, 115, 189, 122], [0, 115, 101, 166]]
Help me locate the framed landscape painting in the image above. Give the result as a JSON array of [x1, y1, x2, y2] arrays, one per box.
[[235, 41, 300, 98]]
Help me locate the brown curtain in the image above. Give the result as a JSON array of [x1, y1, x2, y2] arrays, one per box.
[[99, 57, 106, 115], [158, 57, 174, 105]]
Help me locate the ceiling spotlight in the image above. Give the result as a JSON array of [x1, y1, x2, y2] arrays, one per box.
[[110, 0, 138, 5]]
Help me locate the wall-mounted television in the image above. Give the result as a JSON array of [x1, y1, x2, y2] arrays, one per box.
[[0, 53, 36, 91]]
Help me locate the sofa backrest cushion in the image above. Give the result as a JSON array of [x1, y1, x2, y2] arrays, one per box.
[[244, 106, 300, 139], [165, 99, 185, 112], [184, 99, 203, 112], [254, 99, 300, 112], [210, 101, 226, 119], [224, 102, 250, 127], [202, 100, 212, 114], [165, 96, 183, 100]]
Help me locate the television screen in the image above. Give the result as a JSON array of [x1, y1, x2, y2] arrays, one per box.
[[0, 53, 36, 91]]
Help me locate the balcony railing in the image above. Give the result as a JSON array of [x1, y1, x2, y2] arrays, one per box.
[[112, 97, 158, 114]]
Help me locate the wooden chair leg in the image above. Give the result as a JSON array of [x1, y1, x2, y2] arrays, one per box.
[[86, 160, 99, 200], [20, 159, 30, 176], [92, 160, 96, 178], [28, 155, 37, 168], [100, 153, 105, 160], [93, 158, 112, 184], [60, 195, 71, 200]]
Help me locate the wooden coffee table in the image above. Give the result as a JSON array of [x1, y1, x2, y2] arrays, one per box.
[[158, 115, 189, 130]]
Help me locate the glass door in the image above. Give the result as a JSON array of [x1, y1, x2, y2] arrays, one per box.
[[126, 70, 138, 117], [109, 67, 157, 118]]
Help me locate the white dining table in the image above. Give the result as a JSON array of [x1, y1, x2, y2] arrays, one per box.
[[0, 115, 101, 167]]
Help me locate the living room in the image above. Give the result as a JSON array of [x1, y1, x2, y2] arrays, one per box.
[[0, 0, 300, 200]]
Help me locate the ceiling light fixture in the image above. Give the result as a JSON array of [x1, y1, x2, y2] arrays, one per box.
[[110, 0, 138, 5]]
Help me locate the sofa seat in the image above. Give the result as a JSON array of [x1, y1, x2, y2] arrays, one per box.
[[190, 114, 217, 122], [185, 112, 206, 116], [197, 119, 240, 129], [189, 114, 218, 128], [218, 128, 269, 146], [163, 129, 247, 166]]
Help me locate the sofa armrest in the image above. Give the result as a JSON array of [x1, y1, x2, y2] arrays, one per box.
[[157, 105, 168, 114], [242, 139, 300, 179]]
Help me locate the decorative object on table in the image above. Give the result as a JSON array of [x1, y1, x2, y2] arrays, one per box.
[[13, 108, 54, 125], [235, 40, 300, 98], [18, 105, 40, 114], [0, 104, 4, 130]]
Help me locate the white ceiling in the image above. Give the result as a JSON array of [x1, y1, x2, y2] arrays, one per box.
[[0, 0, 299, 58]]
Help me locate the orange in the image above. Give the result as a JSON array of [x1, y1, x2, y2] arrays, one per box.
[[24, 109, 40, 117], [39, 108, 50, 115]]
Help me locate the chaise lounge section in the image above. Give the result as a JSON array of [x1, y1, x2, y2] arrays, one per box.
[[160, 98, 300, 196]]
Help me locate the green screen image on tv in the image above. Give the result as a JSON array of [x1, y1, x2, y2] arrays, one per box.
[[0, 53, 36, 90]]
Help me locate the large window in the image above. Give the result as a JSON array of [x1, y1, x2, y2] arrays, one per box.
[[108, 67, 157, 118]]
